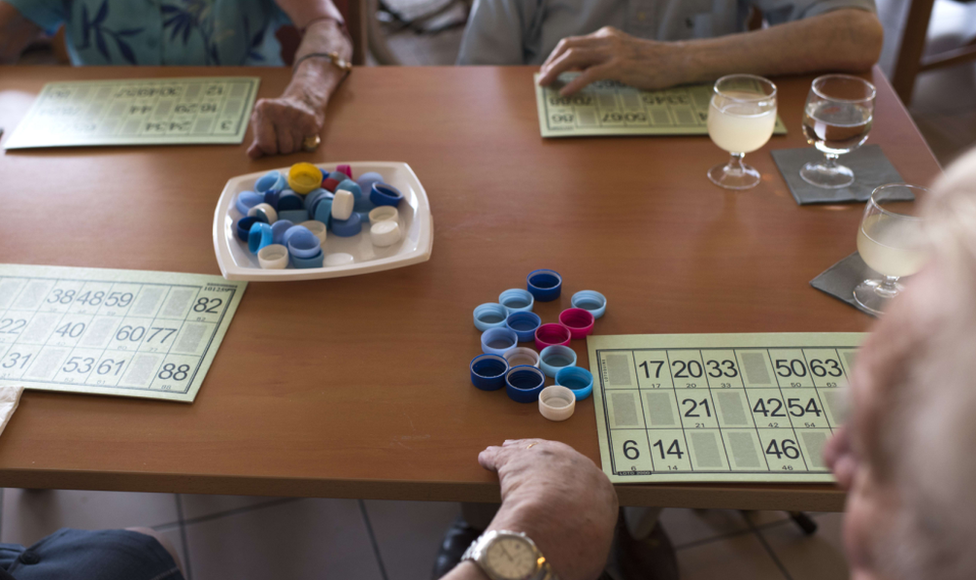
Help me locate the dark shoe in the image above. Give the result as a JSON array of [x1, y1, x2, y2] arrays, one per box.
[[614, 514, 680, 580], [432, 516, 483, 579]]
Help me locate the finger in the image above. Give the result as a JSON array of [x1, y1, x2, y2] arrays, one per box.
[[541, 34, 593, 71], [479, 446, 503, 471], [246, 140, 264, 159], [277, 126, 295, 156], [560, 63, 614, 96], [251, 109, 279, 156], [831, 454, 857, 490], [539, 48, 605, 88], [291, 128, 307, 155]]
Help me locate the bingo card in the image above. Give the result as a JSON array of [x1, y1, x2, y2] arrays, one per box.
[[535, 73, 787, 138], [0, 264, 246, 403], [4, 77, 259, 149], [587, 333, 864, 483]]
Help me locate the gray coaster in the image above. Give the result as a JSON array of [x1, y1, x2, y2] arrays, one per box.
[[810, 252, 880, 317], [772, 145, 906, 205]]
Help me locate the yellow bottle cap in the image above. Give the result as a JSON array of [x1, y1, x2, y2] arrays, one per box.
[[287, 163, 322, 194]]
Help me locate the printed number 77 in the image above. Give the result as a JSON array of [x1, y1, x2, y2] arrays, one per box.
[[639, 360, 663, 379]]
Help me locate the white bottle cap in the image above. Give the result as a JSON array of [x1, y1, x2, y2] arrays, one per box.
[[368, 206, 398, 225], [370, 220, 401, 247], [257, 244, 289, 269], [332, 189, 355, 221], [538, 386, 576, 421], [298, 220, 327, 246]]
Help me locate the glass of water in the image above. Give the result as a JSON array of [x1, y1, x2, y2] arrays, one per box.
[[801, 75, 876, 189], [706, 74, 778, 190], [854, 184, 929, 315]]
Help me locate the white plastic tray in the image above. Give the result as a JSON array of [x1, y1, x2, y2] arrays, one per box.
[[213, 161, 433, 281]]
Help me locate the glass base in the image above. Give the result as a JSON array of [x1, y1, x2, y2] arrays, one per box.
[[853, 279, 904, 315], [800, 161, 855, 189], [708, 162, 761, 190]]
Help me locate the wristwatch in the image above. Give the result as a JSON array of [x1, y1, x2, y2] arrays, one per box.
[[461, 530, 557, 580]]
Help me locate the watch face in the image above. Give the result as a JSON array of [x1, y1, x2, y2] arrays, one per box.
[[484, 536, 538, 580]]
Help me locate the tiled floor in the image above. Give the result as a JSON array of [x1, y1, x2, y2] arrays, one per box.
[[0, 488, 847, 580]]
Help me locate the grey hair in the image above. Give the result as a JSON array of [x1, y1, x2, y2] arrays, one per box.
[[876, 147, 976, 580]]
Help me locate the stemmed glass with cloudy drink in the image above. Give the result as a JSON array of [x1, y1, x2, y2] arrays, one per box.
[[801, 75, 876, 189], [854, 184, 929, 315], [706, 74, 777, 190]]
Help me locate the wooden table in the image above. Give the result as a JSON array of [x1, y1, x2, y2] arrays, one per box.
[[0, 65, 941, 511]]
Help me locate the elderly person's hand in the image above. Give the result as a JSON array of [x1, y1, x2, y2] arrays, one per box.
[[247, 95, 325, 158], [478, 439, 618, 580], [538, 26, 682, 96]]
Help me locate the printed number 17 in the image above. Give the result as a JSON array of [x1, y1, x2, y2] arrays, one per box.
[[639, 361, 663, 379]]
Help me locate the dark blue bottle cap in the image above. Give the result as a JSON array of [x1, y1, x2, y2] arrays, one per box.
[[470, 354, 509, 391], [331, 212, 363, 237], [505, 311, 542, 343], [506, 365, 546, 403], [235, 216, 259, 242], [527, 269, 562, 302], [370, 183, 404, 207], [277, 192, 304, 211], [263, 190, 280, 210], [291, 250, 325, 269]]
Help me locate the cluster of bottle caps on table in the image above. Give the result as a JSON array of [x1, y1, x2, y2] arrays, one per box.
[[470, 269, 607, 422], [234, 162, 406, 269]]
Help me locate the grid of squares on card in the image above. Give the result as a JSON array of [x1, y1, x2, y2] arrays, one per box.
[[596, 347, 854, 477], [0, 274, 239, 395]]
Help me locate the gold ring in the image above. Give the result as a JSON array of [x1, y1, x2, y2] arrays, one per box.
[[302, 134, 321, 152], [526, 443, 538, 449]]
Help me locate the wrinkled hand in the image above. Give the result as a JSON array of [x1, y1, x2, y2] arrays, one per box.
[[479, 439, 618, 580], [824, 424, 857, 490], [247, 96, 324, 159], [538, 26, 683, 95]]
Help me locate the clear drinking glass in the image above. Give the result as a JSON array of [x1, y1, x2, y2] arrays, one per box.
[[706, 74, 778, 190], [801, 75, 876, 189], [853, 184, 929, 315]]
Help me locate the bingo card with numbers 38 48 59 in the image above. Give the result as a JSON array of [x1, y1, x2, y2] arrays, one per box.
[[4, 77, 259, 149], [0, 264, 246, 403], [587, 333, 864, 483]]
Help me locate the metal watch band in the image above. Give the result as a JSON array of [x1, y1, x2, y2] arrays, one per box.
[[460, 530, 557, 580]]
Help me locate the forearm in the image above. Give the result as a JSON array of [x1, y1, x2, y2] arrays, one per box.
[[0, 1, 42, 64], [442, 561, 490, 580], [282, 18, 354, 113], [667, 9, 883, 85]]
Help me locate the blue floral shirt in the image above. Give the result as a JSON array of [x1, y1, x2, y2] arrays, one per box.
[[8, 0, 291, 66]]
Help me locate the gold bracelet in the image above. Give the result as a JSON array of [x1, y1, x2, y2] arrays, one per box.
[[292, 52, 352, 75]]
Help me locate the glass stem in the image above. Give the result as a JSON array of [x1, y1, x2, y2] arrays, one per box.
[[727, 152, 745, 173], [823, 153, 839, 169], [875, 275, 901, 298]]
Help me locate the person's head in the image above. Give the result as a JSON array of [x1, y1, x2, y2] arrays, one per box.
[[828, 148, 976, 580]]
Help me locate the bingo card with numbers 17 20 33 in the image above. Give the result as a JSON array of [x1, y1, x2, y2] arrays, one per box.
[[0, 264, 246, 403], [587, 333, 864, 484]]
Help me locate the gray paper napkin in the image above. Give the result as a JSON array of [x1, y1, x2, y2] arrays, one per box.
[[810, 252, 881, 317], [772, 145, 906, 205]]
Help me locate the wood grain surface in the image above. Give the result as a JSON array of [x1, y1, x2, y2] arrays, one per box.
[[0, 65, 941, 510]]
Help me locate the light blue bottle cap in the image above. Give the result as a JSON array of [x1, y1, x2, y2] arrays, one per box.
[[247, 222, 274, 253], [278, 209, 310, 224], [328, 170, 351, 182], [539, 345, 577, 378], [313, 197, 334, 227], [277, 191, 304, 211], [481, 327, 518, 356], [331, 213, 362, 237], [291, 250, 325, 269], [235, 191, 263, 215], [281, 225, 312, 248], [499, 289, 534, 314], [356, 172, 384, 191], [255, 171, 286, 195], [555, 366, 593, 401], [473, 303, 508, 331], [287, 229, 321, 258], [305, 188, 329, 211], [571, 290, 607, 319], [336, 179, 362, 199], [270, 220, 294, 245]]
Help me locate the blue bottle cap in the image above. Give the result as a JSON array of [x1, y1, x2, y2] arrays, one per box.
[[305, 188, 329, 211], [481, 327, 518, 356], [470, 354, 509, 391], [473, 303, 509, 331], [555, 366, 593, 401], [336, 179, 362, 199], [498, 289, 534, 314], [526, 269, 562, 302], [572, 290, 607, 319], [506, 365, 546, 403], [370, 183, 404, 207], [287, 229, 321, 258], [331, 213, 363, 237], [319, 167, 329, 181], [328, 170, 350, 182], [277, 209, 310, 224], [291, 250, 325, 269], [255, 171, 285, 195], [539, 345, 577, 378], [247, 222, 274, 253], [235, 191, 263, 215], [263, 190, 281, 210], [505, 311, 542, 343], [313, 196, 334, 227], [270, 220, 295, 245], [281, 225, 312, 248], [235, 216, 259, 242], [277, 191, 304, 211]]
